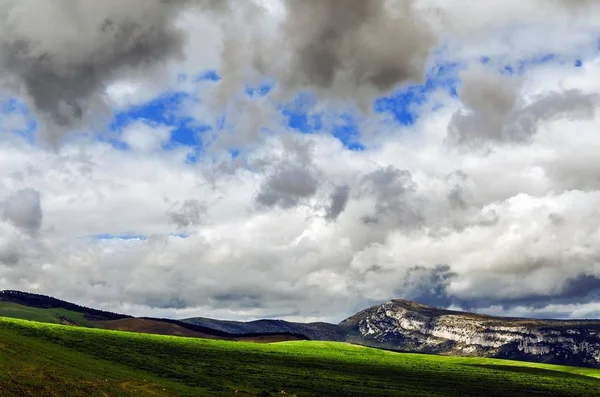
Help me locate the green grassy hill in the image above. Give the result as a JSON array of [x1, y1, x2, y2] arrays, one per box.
[[0, 301, 99, 327], [1, 317, 600, 396]]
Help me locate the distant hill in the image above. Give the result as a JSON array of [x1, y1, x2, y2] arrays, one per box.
[[182, 316, 347, 341]]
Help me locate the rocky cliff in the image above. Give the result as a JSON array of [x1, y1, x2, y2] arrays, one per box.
[[339, 300, 600, 368]]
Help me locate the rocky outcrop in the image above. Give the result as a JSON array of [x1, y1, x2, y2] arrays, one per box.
[[338, 300, 600, 368]]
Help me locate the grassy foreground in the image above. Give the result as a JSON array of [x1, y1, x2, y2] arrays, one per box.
[[1, 317, 600, 396]]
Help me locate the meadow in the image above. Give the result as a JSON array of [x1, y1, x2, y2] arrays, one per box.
[[1, 316, 600, 396], [0, 301, 98, 327]]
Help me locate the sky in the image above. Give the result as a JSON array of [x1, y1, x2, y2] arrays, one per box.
[[1, 0, 600, 322]]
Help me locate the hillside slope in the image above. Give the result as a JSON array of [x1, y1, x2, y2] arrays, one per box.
[[0, 290, 128, 321], [339, 299, 600, 368], [2, 317, 600, 396], [0, 290, 307, 343]]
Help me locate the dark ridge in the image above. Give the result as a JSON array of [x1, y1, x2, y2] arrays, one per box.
[[141, 317, 312, 340], [0, 290, 130, 321], [181, 316, 348, 341]]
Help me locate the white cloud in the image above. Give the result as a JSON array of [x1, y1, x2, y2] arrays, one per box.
[[121, 122, 172, 153]]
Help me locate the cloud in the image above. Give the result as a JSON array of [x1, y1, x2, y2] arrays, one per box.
[[121, 121, 172, 153], [325, 185, 350, 221], [2, 188, 42, 234], [268, 0, 436, 106], [0, 0, 220, 142], [399, 264, 457, 308], [169, 199, 205, 228], [256, 164, 319, 209], [0, 229, 22, 266], [1, 0, 595, 145], [360, 166, 421, 228], [447, 66, 599, 147]]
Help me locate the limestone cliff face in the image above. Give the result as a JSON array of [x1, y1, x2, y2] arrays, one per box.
[[339, 300, 600, 368]]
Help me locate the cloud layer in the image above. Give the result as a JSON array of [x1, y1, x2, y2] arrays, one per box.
[[1, 0, 600, 322]]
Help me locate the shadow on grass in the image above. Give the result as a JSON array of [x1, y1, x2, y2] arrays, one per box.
[[462, 364, 596, 381]]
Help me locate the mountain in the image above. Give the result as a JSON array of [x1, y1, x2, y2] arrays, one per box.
[[339, 299, 600, 368]]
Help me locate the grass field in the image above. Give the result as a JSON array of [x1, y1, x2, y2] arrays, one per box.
[[0, 301, 98, 327], [1, 317, 600, 396]]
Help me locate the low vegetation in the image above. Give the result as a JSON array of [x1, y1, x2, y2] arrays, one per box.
[[0, 301, 97, 327], [1, 317, 600, 396]]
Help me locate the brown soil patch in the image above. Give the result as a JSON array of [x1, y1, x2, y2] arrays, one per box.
[[95, 318, 223, 339]]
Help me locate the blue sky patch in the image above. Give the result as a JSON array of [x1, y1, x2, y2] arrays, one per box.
[[246, 81, 275, 98], [0, 97, 38, 143], [500, 53, 558, 76], [374, 61, 462, 126], [94, 233, 148, 241], [331, 113, 365, 151], [278, 92, 367, 150], [110, 91, 210, 162], [280, 91, 323, 133], [196, 70, 221, 82]]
